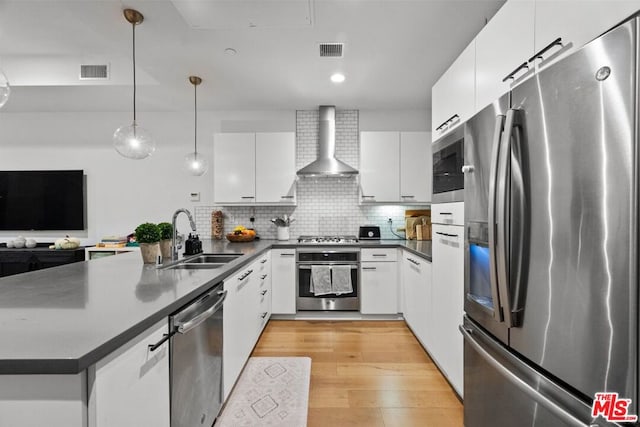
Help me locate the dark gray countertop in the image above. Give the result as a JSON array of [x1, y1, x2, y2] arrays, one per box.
[[0, 238, 430, 374]]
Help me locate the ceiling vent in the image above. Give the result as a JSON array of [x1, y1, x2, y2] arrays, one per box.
[[319, 43, 344, 58], [80, 64, 109, 80]]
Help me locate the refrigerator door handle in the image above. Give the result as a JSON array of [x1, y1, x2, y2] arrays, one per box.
[[459, 325, 586, 427], [496, 109, 516, 327], [488, 114, 506, 321], [509, 108, 527, 327]]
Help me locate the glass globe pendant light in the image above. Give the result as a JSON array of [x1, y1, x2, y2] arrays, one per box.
[[0, 68, 10, 109], [113, 9, 155, 160], [184, 76, 208, 176]]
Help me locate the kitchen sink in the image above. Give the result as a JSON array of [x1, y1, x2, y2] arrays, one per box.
[[167, 263, 225, 270], [184, 254, 243, 264], [162, 253, 243, 270]]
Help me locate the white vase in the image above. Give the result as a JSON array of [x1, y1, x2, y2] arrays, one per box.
[[276, 226, 290, 241]]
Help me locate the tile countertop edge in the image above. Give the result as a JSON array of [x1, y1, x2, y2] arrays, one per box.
[[0, 239, 429, 375]]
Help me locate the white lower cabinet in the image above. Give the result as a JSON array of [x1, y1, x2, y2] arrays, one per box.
[[257, 251, 272, 332], [401, 251, 432, 349], [223, 254, 273, 398], [270, 249, 296, 314], [223, 262, 258, 398], [360, 248, 398, 314], [431, 224, 464, 396], [89, 319, 170, 427], [0, 320, 171, 427]]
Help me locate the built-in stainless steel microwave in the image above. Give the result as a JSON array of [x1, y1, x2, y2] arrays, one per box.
[[432, 126, 464, 203]]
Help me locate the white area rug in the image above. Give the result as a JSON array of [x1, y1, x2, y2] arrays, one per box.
[[216, 357, 311, 427]]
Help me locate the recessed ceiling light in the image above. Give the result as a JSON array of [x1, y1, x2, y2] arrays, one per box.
[[224, 48, 237, 55], [331, 73, 345, 83]]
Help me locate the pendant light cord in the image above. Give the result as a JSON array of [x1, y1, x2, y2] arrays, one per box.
[[194, 82, 198, 156], [132, 21, 137, 124]]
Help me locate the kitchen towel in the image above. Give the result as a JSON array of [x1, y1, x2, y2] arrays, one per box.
[[310, 265, 332, 296], [331, 265, 353, 295]]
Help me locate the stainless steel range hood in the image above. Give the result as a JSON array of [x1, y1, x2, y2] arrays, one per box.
[[296, 106, 358, 177]]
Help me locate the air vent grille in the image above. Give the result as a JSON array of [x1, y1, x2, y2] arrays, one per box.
[[319, 43, 344, 58], [80, 64, 109, 80]]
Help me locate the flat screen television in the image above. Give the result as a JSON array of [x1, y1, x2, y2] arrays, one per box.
[[0, 170, 85, 231]]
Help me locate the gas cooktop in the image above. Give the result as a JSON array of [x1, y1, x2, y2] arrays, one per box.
[[297, 235, 359, 244]]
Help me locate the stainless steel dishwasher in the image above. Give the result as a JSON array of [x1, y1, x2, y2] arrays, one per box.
[[170, 282, 227, 427]]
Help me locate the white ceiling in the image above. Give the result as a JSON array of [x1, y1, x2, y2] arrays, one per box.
[[0, 0, 504, 113]]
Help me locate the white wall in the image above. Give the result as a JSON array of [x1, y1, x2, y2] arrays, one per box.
[[360, 109, 430, 131], [0, 108, 427, 244]]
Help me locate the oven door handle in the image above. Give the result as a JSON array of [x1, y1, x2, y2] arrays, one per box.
[[298, 264, 359, 270]]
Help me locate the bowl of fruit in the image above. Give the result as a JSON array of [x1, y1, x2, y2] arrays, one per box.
[[226, 226, 257, 242]]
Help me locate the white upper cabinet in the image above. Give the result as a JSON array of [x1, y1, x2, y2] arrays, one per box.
[[534, 1, 640, 70], [255, 132, 296, 203], [431, 40, 476, 141], [360, 131, 400, 202], [400, 132, 431, 203], [475, 0, 535, 112], [434, 0, 640, 122], [213, 133, 256, 204], [360, 131, 431, 203], [214, 132, 296, 205]]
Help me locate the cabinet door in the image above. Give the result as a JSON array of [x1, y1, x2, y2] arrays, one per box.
[[534, 1, 640, 70], [0, 252, 36, 277], [401, 256, 414, 321], [360, 132, 400, 202], [475, 0, 535, 112], [223, 265, 258, 397], [400, 132, 431, 203], [431, 40, 476, 140], [255, 132, 296, 203], [402, 253, 431, 349], [213, 133, 256, 203], [90, 320, 170, 427], [431, 224, 464, 396], [34, 250, 83, 270], [270, 249, 296, 314], [361, 261, 398, 314]]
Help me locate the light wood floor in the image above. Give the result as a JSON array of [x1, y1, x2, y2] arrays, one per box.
[[251, 320, 463, 427]]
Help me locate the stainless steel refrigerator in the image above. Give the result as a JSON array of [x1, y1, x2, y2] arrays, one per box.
[[462, 13, 638, 427]]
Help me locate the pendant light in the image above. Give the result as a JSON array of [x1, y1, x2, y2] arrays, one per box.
[[0, 68, 10, 108], [113, 9, 155, 160], [184, 76, 208, 176]]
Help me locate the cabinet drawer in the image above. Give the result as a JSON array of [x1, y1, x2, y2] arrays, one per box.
[[361, 248, 397, 262], [256, 253, 270, 272], [432, 224, 464, 249], [432, 202, 464, 225]]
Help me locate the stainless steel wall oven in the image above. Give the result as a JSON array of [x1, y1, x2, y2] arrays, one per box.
[[296, 248, 360, 311]]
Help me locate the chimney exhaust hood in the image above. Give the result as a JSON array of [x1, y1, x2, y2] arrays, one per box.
[[296, 105, 358, 177]]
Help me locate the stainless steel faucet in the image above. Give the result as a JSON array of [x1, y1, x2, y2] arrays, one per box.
[[172, 208, 197, 261]]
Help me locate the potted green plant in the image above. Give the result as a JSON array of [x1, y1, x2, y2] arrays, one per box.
[[135, 222, 161, 264], [157, 222, 173, 260]]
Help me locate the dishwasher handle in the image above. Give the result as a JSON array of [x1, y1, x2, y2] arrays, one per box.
[[176, 290, 227, 334]]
